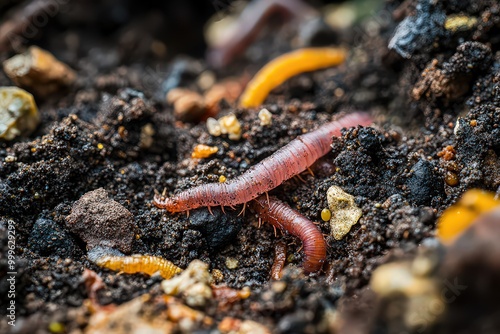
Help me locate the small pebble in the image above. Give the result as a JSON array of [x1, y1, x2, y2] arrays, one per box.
[[207, 117, 222, 136], [327, 186, 362, 240], [65, 188, 135, 253], [225, 257, 239, 269], [48, 322, 65, 334], [204, 79, 242, 112], [0, 87, 39, 140], [3, 46, 76, 97], [167, 88, 207, 122], [258, 108, 273, 126], [219, 114, 242, 140], [406, 160, 443, 205], [271, 281, 287, 293], [139, 123, 155, 149], [211, 269, 224, 283], [162, 260, 212, 307], [197, 70, 216, 90], [188, 207, 242, 250], [191, 144, 218, 159]]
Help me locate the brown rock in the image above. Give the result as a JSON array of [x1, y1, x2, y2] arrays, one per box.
[[66, 188, 134, 253], [3, 46, 76, 97], [166, 88, 206, 122]]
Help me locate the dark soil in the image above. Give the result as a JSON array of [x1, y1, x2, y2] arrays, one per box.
[[1, 0, 500, 333]]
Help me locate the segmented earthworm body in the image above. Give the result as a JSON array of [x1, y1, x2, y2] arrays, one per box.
[[154, 112, 372, 212], [251, 195, 326, 273], [271, 241, 287, 279], [207, 0, 318, 68], [239, 47, 346, 108], [88, 247, 182, 279]]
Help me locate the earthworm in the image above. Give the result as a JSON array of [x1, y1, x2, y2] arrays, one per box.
[[154, 112, 372, 213], [239, 47, 346, 108], [88, 246, 182, 279], [271, 240, 287, 279], [251, 195, 326, 273], [207, 0, 317, 68]]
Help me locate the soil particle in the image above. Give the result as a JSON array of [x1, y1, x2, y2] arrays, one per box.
[[389, 0, 446, 59], [65, 188, 135, 253], [412, 42, 492, 102], [386, 196, 435, 240], [188, 207, 243, 251], [28, 218, 77, 258], [442, 41, 492, 76], [330, 126, 406, 201], [406, 159, 443, 206]]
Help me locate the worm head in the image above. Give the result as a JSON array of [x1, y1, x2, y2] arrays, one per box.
[[153, 193, 181, 212]]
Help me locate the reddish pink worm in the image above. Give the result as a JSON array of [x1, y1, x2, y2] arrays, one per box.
[[154, 112, 372, 212], [251, 195, 326, 273]]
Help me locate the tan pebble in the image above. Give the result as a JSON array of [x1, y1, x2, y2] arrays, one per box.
[[166, 88, 189, 104], [225, 257, 239, 269], [444, 14, 478, 32], [211, 269, 224, 283], [174, 94, 206, 122], [0, 87, 39, 140], [219, 114, 242, 140], [327, 186, 362, 240], [258, 108, 272, 126], [207, 117, 222, 136], [3, 46, 76, 97], [197, 70, 216, 91], [185, 282, 213, 307], [239, 320, 272, 334], [271, 281, 287, 293], [219, 317, 242, 333], [139, 123, 155, 149], [162, 260, 213, 307]]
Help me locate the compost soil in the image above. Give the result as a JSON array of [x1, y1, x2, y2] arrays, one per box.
[[1, 0, 500, 333]]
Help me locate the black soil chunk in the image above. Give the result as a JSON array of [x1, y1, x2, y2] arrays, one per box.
[[331, 126, 406, 201], [188, 207, 243, 251], [28, 218, 77, 257], [406, 159, 443, 206]]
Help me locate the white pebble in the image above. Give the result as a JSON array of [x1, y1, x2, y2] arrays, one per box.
[[258, 108, 272, 126]]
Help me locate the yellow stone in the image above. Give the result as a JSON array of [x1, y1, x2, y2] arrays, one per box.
[[0, 87, 39, 140], [326, 186, 362, 240]]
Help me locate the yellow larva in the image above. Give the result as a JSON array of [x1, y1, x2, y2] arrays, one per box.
[[239, 47, 346, 108], [88, 247, 182, 279]]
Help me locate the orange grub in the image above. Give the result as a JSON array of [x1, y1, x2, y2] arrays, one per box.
[[437, 189, 500, 245], [88, 247, 182, 279], [239, 48, 346, 108]]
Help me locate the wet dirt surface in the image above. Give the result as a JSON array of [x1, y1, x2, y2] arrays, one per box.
[[1, 0, 500, 333]]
